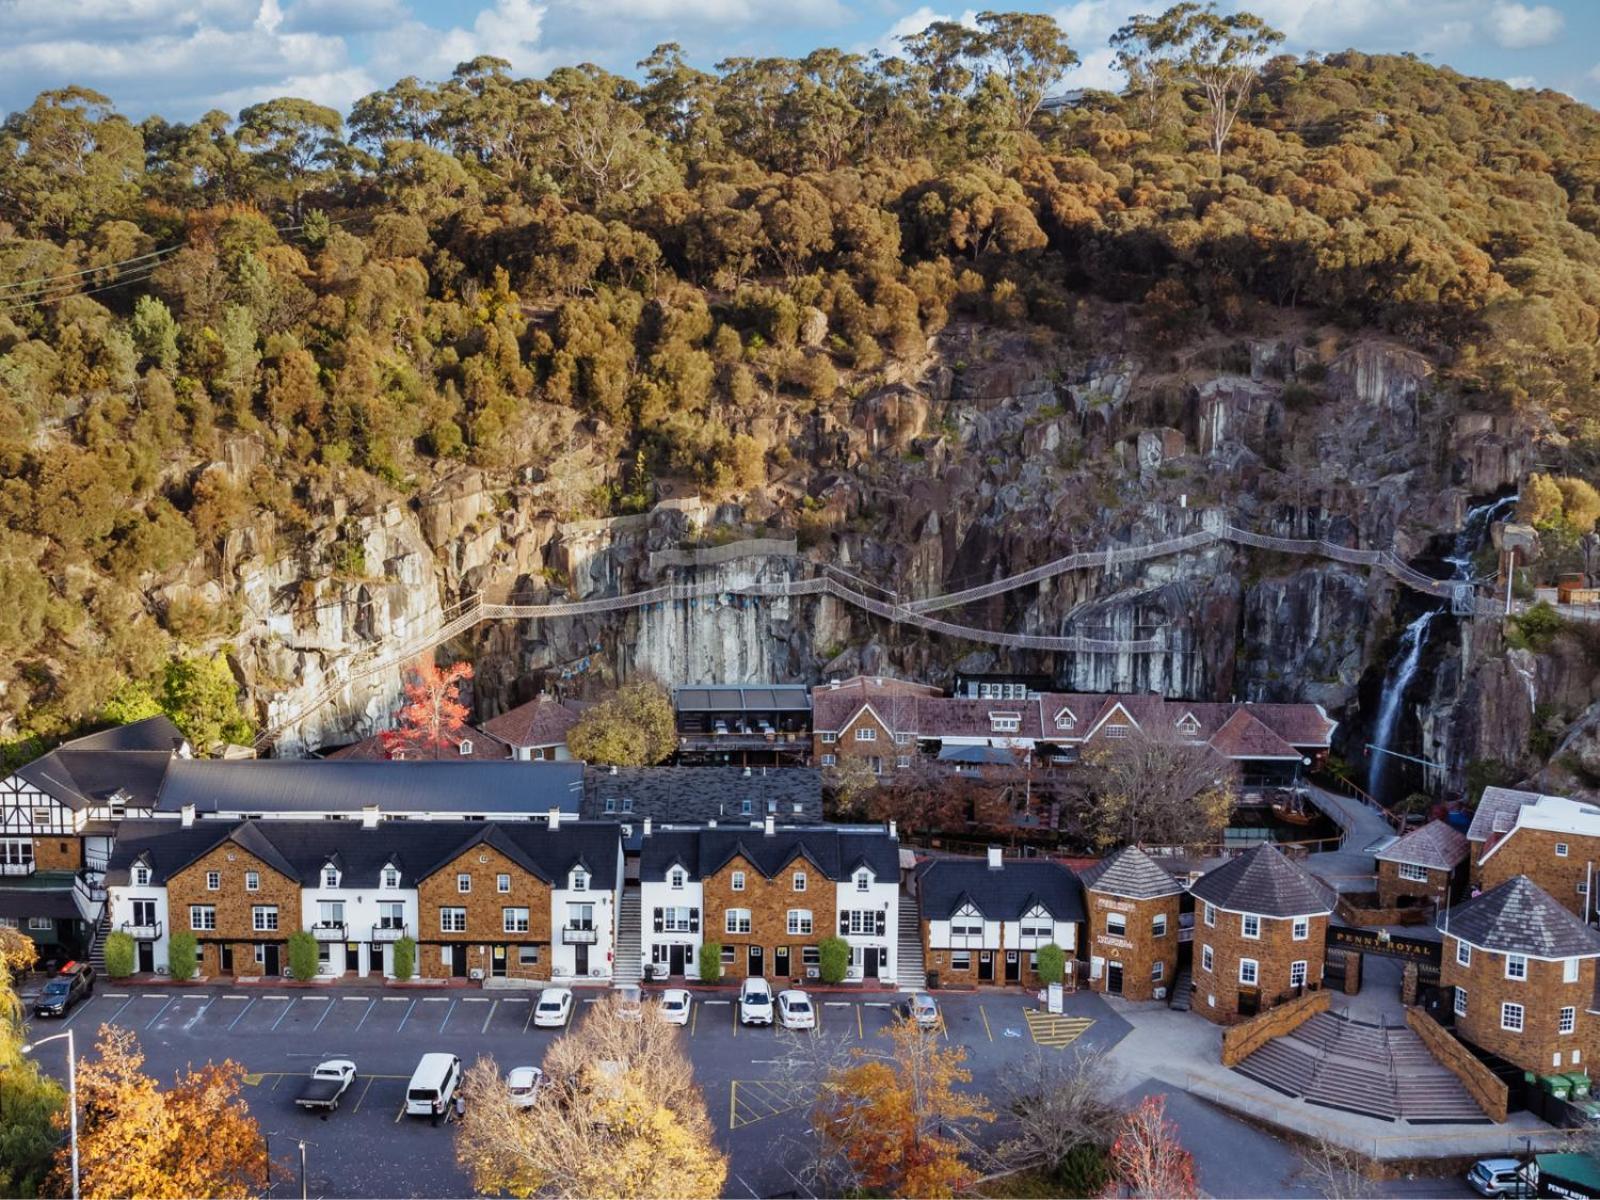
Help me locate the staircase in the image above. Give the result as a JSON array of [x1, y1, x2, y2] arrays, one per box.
[[896, 894, 926, 990], [614, 887, 642, 986], [87, 910, 111, 975], [1168, 969, 1193, 1012]]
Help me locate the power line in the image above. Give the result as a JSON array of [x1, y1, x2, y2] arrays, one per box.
[[0, 246, 183, 296]]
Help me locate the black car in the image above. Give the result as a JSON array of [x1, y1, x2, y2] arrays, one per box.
[[33, 962, 94, 1018]]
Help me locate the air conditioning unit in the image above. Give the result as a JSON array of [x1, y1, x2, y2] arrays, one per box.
[[155, 965, 169, 976], [845, 967, 862, 981], [590, 966, 606, 978], [805, 967, 820, 979], [469, 968, 484, 980], [1153, 986, 1167, 1001]]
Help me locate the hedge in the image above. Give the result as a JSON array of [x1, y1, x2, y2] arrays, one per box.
[[104, 931, 135, 978], [166, 930, 198, 981]]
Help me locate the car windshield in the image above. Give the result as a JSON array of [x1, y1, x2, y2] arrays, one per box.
[[664, 996, 686, 1009], [746, 992, 769, 1006], [43, 982, 69, 995]]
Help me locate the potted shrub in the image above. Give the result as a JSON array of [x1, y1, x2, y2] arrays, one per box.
[[166, 930, 198, 982], [392, 936, 415, 981], [104, 931, 135, 979], [697, 941, 723, 984]]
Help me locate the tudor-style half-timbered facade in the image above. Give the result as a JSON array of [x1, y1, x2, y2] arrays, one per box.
[[916, 849, 1084, 988]]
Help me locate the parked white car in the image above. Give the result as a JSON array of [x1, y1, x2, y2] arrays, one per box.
[[739, 977, 774, 1026], [658, 988, 692, 1026], [777, 989, 816, 1030], [506, 1066, 545, 1109], [615, 985, 644, 1021], [533, 988, 574, 1028]]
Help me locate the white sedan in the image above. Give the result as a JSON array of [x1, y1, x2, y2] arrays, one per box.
[[658, 988, 692, 1026], [533, 987, 574, 1028], [507, 1066, 545, 1109], [777, 989, 816, 1031]]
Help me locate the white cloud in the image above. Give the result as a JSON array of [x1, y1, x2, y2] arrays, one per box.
[[369, 0, 553, 81], [1503, 73, 1537, 88], [1483, 2, 1563, 49]]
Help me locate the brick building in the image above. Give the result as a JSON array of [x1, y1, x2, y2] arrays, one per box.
[[1374, 819, 1468, 910], [1189, 844, 1335, 1024], [1440, 875, 1600, 1075], [1080, 846, 1185, 1001], [481, 695, 590, 761], [1468, 792, 1600, 920], [916, 850, 1084, 988]]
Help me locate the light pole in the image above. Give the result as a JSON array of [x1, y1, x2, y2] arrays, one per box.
[[22, 1029, 77, 1200]]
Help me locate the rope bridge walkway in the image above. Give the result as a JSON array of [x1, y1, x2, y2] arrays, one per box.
[[254, 520, 1501, 747]]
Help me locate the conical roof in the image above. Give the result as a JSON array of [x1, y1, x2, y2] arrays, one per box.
[[1080, 846, 1184, 901], [1445, 875, 1600, 959], [1190, 843, 1336, 918]]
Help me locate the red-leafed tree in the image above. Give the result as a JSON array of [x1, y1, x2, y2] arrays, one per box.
[[380, 657, 474, 760], [1105, 1094, 1197, 1199]]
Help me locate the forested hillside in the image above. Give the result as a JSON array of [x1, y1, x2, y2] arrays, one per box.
[[4, 6, 1600, 761]]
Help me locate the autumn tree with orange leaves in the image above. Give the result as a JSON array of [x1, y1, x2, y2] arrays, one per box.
[[380, 656, 475, 760], [59, 1023, 268, 1199], [812, 1015, 992, 1198], [1105, 1093, 1198, 1199]]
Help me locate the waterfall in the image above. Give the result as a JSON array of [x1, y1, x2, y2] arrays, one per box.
[[1367, 610, 1439, 798], [1443, 494, 1519, 578]]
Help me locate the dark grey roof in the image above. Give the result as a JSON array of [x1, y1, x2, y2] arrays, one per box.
[[639, 825, 897, 884], [1189, 844, 1336, 918], [17, 749, 174, 811], [0, 890, 84, 920], [1443, 875, 1600, 958], [1080, 846, 1185, 900], [106, 818, 621, 890], [1375, 820, 1469, 871], [673, 685, 811, 713], [62, 715, 187, 753], [155, 760, 584, 816], [582, 767, 822, 824], [936, 745, 1016, 764], [915, 857, 1085, 922]]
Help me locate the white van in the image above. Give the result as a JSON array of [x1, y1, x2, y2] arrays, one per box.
[[405, 1053, 462, 1118]]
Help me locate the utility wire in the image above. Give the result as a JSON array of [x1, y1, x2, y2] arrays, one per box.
[[0, 245, 183, 295]]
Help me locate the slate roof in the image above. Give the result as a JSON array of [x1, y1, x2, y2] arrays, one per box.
[[581, 767, 822, 824], [915, 698, 1045, 740], [1207, 709, 1301, 760], [1079, 846, 1185, 900], [1444, 875, 1600, 959], [936, 744, 1020, 765], [154, 759, 585, 816], [61, 715, 188, 753], [481, 696, 591, 749], [809, 678, 942, 733], [105, 818, 621, 890], [915, 856, 1085, 922], [638, 825, 898, 884], [325, 727, 511, 761], [674, 685, 811, 713], [0, 890, 83, 920], [1466, 786, 1544, 842], [17, 749, 174, 811], [1375, 820, 1469, 871], [1190, 843, 1337, 918]]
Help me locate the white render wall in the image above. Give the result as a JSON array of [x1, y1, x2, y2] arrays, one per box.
[[926, 916, 1003, 949], [298, 881, 418, 978], [641, 876, 704, 974], [834, 876, 898, 979], [107, 884, 172, 970], [1002, 917, 1078, 952]]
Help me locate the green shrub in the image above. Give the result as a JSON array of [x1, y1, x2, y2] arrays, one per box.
[[1035, 943, 1066, 986], [818, 936, 850, 984], [698, 941, 723, 984], [1506, 601, 1563, 651], [287, 930, 319, 980], [392, 936, 415, 981], [166, 930, 198, 981], [104, 931, 135, 978]]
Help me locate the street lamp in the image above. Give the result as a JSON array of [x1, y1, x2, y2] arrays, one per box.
[[21, 1029, 77, 1200]]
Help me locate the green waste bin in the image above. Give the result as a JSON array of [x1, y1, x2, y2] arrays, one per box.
[[1543, 1074, 1573, 1100], [1564, 1073, 1592, 1100]]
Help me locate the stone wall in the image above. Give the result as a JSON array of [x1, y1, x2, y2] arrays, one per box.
[[415, 844, 552, 981], [1085, 888, 1181, 1002], [1375, 860, 1452, 910], [703, 851, 835, 981], [1475, 828, 1597, 918], [168, 843, 299, 978], [1440, 935, 1597, 1075], [1406, 1008, 1507, 1123], [32, 836, 82, 871], [1192, 906, 1328, 1025], [1219, 989, 1331, 1066]]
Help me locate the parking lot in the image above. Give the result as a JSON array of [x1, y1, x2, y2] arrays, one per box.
[[22, 982, 1135, 1198]]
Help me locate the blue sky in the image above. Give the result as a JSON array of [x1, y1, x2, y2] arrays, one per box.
[[3, 0, 1599, 122]]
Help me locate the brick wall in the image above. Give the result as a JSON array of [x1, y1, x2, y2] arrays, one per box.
[[1220, 990, 1331, 1066], [32, 836, 82, 871], [1375, 859, 1452, 909], [815, 707, 894, 772], [1085, 889, 1181, 1002], [416, 845, 552, 981], [1441, 937, 1598, 1075], [1192, 907, 1328, 1026], [1476, 829, 1598, 918], [168, 843, 300, 978], [704, 851, 836, 980], [1406, 1008, 1507, 1122]]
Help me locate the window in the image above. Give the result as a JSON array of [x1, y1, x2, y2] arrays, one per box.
[[1292, 917, 1309, 941], [855, 728, 877, 741], [896, 755, 912, 768], [1203, 903, 1215, 927], [1561, 1006, 1577, 1035], [1560, 956, 1582, 984], [663, 907, 695, 933], [854, 870, 870, 892], [1104, 724, 1130, 739], [868, 756, 883, 775], [951, 907, 984, 938], [1290, 960, 1308, 988], [895, 732, 913, 744], [1398, 862, 1429, 882], [378, 902, 404, 930], [604, 798, 617, 813], [1152, 960, 1165, 981], [1239, 958, 1259, 986], [802, 946, 820, 966], [1557, 842, 1570, 857], [1502, 1003, 1525, 1033], [721, 945, 736, 965], [726, 909, 751, 934], [1152, 913, 1168, 938], [497, 874, 511, 894], [572, 870, 588, 892], [731, 871, 746, 892], [1106, 913, 1127, 937], [206, 870, 220, 891], [989, 714, 1020, 733], [821, 754, 836, 767], [787, 910, 813, 935], [792, 871, 807, 892], [503, 907, 529, 933], [440, 907, 467, 933], [189, 905, 216, 930], [252, 906, 278, 932], [133, 865, 150, 886], [820, 732, 837, 743], [519, 946, 539, 966], [951, 952, 971, 971], [1455, 988, 1468, 1017], [318, 900, 344, 927], [457, 873, 472, 894], [843, 910, 885, 936], [1201, 944, 1214, 973], [245, 872, 260, 892], [1457, 940, 1472, 967], [1020, 910, 1052, 940], [31, 807, 51, 824], [1176, 714, 1200, 735], [1241, 914, 1260, 940], [0, 917, 15, 928], [383, 866, 400, 889], [1506, 954, 1528, 981], [670, 868, 686, 890], [567, 903, 594, 930]]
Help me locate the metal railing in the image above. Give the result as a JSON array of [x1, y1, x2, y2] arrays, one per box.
[[310, 922, 348, 942], [563, 926, 598, 944], [121, 920, 162, 940], [0, 861, 37, 876], [370, 923, 409, 942]]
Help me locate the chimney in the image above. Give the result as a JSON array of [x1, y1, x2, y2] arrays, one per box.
[[180, 803, 196, 828], [888, 819, 898, 840], [609, 765, 618, 775], [764, 814, 776, 837], [361, 804, 380, 829], [643, 817, 653, 838], [742, 766, 752, 777], [829, 679, 839, 690], [708, 819, 717, 828], [987, 846, 1003, 870], [547, 807, 560, 831]]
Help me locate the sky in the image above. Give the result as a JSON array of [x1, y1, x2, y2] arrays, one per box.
[[3, 0, 1600, 122]]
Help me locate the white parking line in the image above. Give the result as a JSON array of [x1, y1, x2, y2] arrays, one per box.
[[461, 997, 489, 1003], [59, 996, 97, 1029], [271, 997, 299, 1031], [481, 1000, 498, 1034], [704, 1000, 732, 1006], [227, 998, 257, 1031], [179, 993, 208, 1000], [438, 999, 456, 1032], [382, 996, 407, 1002], [354, 998, 377, 1032], [142, 993, 165, 999], [498, 996, 529, 1003], [823, 1002, 851, 1007], [145, 997, 174, 1028], [311, 998, 336, 1031], [864, 1002, 893, 1008], [396, 998, 417, 1032], [103, 993, 130, 999], [219, 995, 249, 1000], [421, 997, 450, 1002], [342, 995, 367, 1001]]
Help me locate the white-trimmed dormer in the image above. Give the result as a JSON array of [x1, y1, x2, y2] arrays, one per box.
[[1053, 706, 1078, 732], [320, 859, 341, 889], [380, 861, 402, 889], [1088, 701, 1141, 741], [569, 865, 590, 893], [989, 711, 1022, 734], [1175, 711, 1201, 736]]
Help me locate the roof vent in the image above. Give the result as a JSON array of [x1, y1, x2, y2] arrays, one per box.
[[643, 817, 653, 838], [180, 803, 196, 828], [547, 807, 560, 831], [764, 814, 776, 837]]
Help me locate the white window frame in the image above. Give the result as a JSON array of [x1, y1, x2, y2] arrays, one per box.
[[1241, 914, 1260, 940], [206, 871, 220, 891], [1557, 842, 1570, 857], [1457, 940, 1471, 967], [457, 873, 472, 894], [497, 873, 511, 894], [855, 728, 877, 741], [854, 870, 870, 892], [787, 909, 813, 936], [1152, 960, 1164, 981], [1564, 957, 1580, 983], [951, 906, 984, 938], [792, 871, 806, 893], [323, 867, 339, 888], [1239, 958, 1259, 986], [1106, 912, 1127, 937], [571, 870, 588, 892], [1292, 916, 1309, 941], [1455, 987, 1468, 1017], [440, 907, 467, 933], [133, 865, 150, 886], [1502, 1002, 1524, 1033], [1290, 960, 1307, 989], [1561, 1006, 1577, 1035], [503, 907, 529, 934], [1506, 953, 1528, 981], [726, 908, 751, 935], [820, 754, 836, 766], [670, 868, 686, 890], [189, 905, 216, 931], [382, 866, 400, 889], [1152, 913, 1168, 938], [1203, 903, 1215, 927], [245, 871, 260, 892], [1201, 944, 1213, 973], [731, 871, 746, 892], [820, 732, 837, 744], [252, 906, 278, 932], [1397, 862, 1429, 883]]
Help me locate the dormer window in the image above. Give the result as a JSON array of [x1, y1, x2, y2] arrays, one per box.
[[1175, 713, 1200, 735], [854, 869, 871, 892], [323, 867, 339, 888], [670, 868, 686, 890], [382, 866, 400, 889], [989, 712, 1021, 733], [571, 869, 588, 892], [1054, 708, 1077, 731], [458, 739, 473, 755], [134, 866, 151, 886]]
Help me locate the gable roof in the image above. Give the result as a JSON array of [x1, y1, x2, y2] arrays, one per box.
[[1444, 875, 1600, 959], [638, 825, 898, 884], [326, 726, 511, 761], [1190, 844, 1336, 918], [1207, 709, 1302, 760], [1375, 820, 1469, 871], [580, 766, 822, 824], [1466, 786, 1544, 843], [62, 715, 188, 753], [1080, 846, 1185, 900], [914, 857, 1085, 922], [481, 695, 591, 749], [17, 749, 174, 811]]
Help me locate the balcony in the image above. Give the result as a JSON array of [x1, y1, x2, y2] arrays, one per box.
[[370, 923, 409, 942], [122, 920, 162, 940], [311, 922, 348, 942], [563, 925, 598, 945], [0, 861, 37, 877]]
